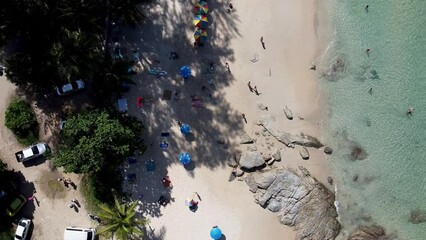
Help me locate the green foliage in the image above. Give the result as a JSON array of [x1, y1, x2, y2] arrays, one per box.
[[80, 166, 122, 212], [97, 195, 149, 240], [0, 226, 14, 240], [1, 0, 146, 93], [0, 161, 6, 172], [55, 110, 144, 173], [5, 99, 39, 145]]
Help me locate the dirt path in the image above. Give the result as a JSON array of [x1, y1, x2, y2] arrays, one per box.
[[0, 76, 94, 239]]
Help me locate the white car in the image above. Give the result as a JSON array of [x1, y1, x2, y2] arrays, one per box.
[[14, 218, 31, 240], [56, 80, 85, 96], [64, 227, 96, 240], [15, 142, 48, 162]]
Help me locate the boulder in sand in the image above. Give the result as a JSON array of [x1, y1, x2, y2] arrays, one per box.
[[240, 134, 255, 144], [240, 151, 265, 170], [283, 105, 293, 120], [324, 146, 333, 154], [271, 148, 281, 161], [299, 147, 310, 160], [245, 166, 341, 240], [235, 168, 244, 177]]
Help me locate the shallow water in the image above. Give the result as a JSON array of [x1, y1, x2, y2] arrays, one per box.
[[321, 1, 426, 239]]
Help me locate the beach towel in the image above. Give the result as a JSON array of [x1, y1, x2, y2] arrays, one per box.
[[192, 98, 203, 108], [163, 90, 172, 100], [127, 157, 137, 164]]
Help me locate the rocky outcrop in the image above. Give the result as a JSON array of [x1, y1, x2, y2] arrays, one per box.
[[271, 148, 281, 161], [256, 115, 323, 148], [283, 105, 293, 120], [348, 225, 391, 240], [239, 152, 265, 170], [245, 166, 340, 240], [410, 209, 426, 224], [240, 134, 254, 144], [299, 147, 310, 160]]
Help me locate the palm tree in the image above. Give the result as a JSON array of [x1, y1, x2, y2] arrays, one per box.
[[97, 196, 149, 240]]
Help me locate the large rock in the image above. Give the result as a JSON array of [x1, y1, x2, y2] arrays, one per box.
[[299, 147, 310, 160], [245, 166, 341, 240], [348, 225, 390, 240], [271, 148, 281, 161], [410, 209, 426, 224], [256, 115, 323, 148], [239, 152, 265, 170], [324, 146, 333, 154], [240, 134, 255, 144], [283, 105, 293, 120]]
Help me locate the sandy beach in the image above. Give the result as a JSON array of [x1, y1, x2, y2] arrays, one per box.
[[0, 0, 332, 239], [120, 0, 332, 239]]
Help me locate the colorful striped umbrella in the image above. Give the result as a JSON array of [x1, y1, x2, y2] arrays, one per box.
[[194, 1, 209, 15], [194, 28, 208, 43], [193, 15, 208, 29]]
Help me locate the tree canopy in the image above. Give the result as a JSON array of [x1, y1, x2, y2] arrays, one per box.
[[5, 99, 39, 145], [97, 195, 149, 240], [55, 111, 144, 173]]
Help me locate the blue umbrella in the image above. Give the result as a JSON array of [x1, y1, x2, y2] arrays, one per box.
[[180, 124, 191, 135], [179, 152, 191, 165], [210, 227, 222, 239], [180, 66, 191, 79]]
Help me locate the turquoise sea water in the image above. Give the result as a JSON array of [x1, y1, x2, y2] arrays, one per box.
[[321, 1, 426, 239]]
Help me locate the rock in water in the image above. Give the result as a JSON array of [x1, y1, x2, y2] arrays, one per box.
[[410, 209, 426, 224], [350, 145, 368, 160], [299, 147, 310, 160], [283, 105, 293, 120], [240, 134, 254, 144], [324, 146, 333, 154], [348, 225, 390, 240], [245, 167, 341, 240], [239, 151, 265, 170]]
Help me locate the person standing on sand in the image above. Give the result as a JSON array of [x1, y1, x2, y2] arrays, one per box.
[[225, 62, 231, 73], [242, 114, 247, 124], [260, 37, 266, 49], [247, 82, 253, 92]]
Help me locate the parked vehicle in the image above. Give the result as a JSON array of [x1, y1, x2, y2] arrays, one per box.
[[64, 227, 96, 240], [15, 143, 48, 163], [14, 218, 31, 240], [6, 194, 27, 217], [56, 80, 85, 96]]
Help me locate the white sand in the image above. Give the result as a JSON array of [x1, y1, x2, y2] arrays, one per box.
[[122, 0, 331, 239]]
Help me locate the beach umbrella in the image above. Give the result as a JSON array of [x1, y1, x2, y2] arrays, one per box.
[[180, 66, 191, 79], [180, 124, 191, 135], [194, 29, 208, 43], [194, 1, 209, 15], [193, 15, 208, 29], [210, 227, 222, 239], [179, 152, 192, 165]]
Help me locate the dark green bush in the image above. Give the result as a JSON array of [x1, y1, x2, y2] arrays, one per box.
[[5, 99, 39, 145]]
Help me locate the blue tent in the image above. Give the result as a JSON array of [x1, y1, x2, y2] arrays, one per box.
[[180, 66, 191, 79], [180, 124, 191, 135], [179, 153, 191, 165], [210, 227, 222, 239]]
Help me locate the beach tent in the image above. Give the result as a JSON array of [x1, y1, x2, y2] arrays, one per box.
[[180, 66, 191, 79], [210, 227, 222, 239], [194, 1, 208, 15], [180, 124, 191, 135], [179, 152, 192, 165], [194, 29, 208, 43], [117, 98, 128, 112], [194, 15, 208, 29]]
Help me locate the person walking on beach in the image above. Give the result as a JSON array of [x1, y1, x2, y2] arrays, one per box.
[[247, 82, 253, 92], [260, 37, 266, 49], [225, 62, 231, 73], [253, 86, 260, 95], [242, 113, 247, 124]]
